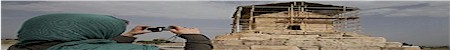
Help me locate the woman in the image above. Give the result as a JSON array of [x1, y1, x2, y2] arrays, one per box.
[[7, 13, 212, 50]]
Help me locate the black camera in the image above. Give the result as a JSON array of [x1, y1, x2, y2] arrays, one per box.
[[144, 26, 175, 32]]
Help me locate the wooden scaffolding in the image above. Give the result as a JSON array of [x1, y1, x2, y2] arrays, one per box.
[[231, 1, 361, 33]]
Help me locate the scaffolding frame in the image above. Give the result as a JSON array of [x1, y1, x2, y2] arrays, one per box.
[[231, 1, 361, 34]]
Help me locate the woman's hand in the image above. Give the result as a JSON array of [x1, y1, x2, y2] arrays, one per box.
[[169, 26, 201, 35], [122, 25, 151, 37]]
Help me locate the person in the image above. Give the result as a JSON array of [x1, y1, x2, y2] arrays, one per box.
[[7, 13, 212, 50]]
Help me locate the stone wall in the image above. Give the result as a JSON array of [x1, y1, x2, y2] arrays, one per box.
[[213, 33, 409, 50]]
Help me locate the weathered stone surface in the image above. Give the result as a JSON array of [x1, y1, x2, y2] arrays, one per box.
[[215, 34, 240, 40], [382, 46, 422, 50], [273, 35, 319, 40], [258, 30, 291, 34], [260, 39, 287, 45], [319, 34, 344, 37], [213, 40, 243, 45], [385, 42, 403, 47], [213, 49, 250, 50], [341, 32, 368, 37], [298, 47, 319, 50], [321, 47, 381, 50], [285, 40, 320, 47], [403, 46, 421, 50], [316, 39, 385, 47], [319, 37, 387, 43], [285, 38, 386, 47], [289, 32, 337, 35], [382, 47, 405, 50], [242, 40, 261, 45], [213, 45, 250, 49], [250, 45, 300, 50], [239, 34, 271, 40]]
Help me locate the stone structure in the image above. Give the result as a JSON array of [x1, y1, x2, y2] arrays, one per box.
[[213, 1, 420, 50]]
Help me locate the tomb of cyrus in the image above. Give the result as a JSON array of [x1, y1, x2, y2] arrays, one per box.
[[213, 1, 421, 50]]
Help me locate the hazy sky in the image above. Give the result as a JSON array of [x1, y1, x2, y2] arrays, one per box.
[[1, 1, 449, 46]]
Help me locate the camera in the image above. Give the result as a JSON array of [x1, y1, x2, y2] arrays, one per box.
[[144, 26, 174, 32]]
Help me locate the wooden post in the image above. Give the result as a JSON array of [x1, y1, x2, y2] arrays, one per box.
[[294, 1, 297, 6], [289, 4, 294, 24], [232, 7, 243, 33], [232, 14, 237, 33], [342, 6, 348, 35], [300, 1, 307, 34], [249, 5, 255, 31], [301, 2, 305, 12]]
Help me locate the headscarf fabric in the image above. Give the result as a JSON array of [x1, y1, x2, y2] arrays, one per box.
[[16, 13, 158, 50]]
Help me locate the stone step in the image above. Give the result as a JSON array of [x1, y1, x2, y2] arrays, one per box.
[[250, 45, 300, 50], [285, 38, 388, 47], [212, 45, 250, 50]]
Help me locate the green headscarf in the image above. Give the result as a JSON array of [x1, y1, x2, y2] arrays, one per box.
[[16, 13, 158, 50]]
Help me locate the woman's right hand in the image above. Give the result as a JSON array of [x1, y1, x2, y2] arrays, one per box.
[[169, 26, 201, 35]]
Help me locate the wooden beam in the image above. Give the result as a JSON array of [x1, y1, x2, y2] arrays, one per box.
[[233, 7, 243, 33], [255, 17, 359, 19], [301, 1, 307, 34], [289, 4, 295, 24], [242, 6, 358, 9], [249, 5, 255, 30]]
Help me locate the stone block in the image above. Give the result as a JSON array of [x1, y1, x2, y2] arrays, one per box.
[[320, 47, 381, 50], [258, 30, 289, 34], [213, 45, 250, 49], [242, 40, 261, 45], [213, 49, 250, 50], [285, 40, 320, 47], [289, 32, 336, 35], [403, 46, 421, 50], [319, 37, 387, 43], [213, 40, 243, 45], [250, 45, 300, 50], [260, 39, 287, 45], [280, 35, 319, 40], [385, 42, 402, 47], [382, 47, 404, 50], [287, 38, 385, 47], [319, 34, 343, 37], [298, 47, 319, 50], [215, 35, 240, 40], [269, 35, 292, 40], [239, 34, 271, 40], [255, 27, 286, 30], [316, 39, 347, 47], [254, 23, 285, 27], [316, 39, 385, 47], [341, 32, 368, 37]]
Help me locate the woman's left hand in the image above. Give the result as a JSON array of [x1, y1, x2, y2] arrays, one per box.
[[122, 25, 151, 37]]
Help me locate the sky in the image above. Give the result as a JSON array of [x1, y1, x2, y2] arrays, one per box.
[[1, 1, 449, 46]]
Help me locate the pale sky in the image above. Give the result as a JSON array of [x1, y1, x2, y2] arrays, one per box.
[[1, 1, 449, 46]]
